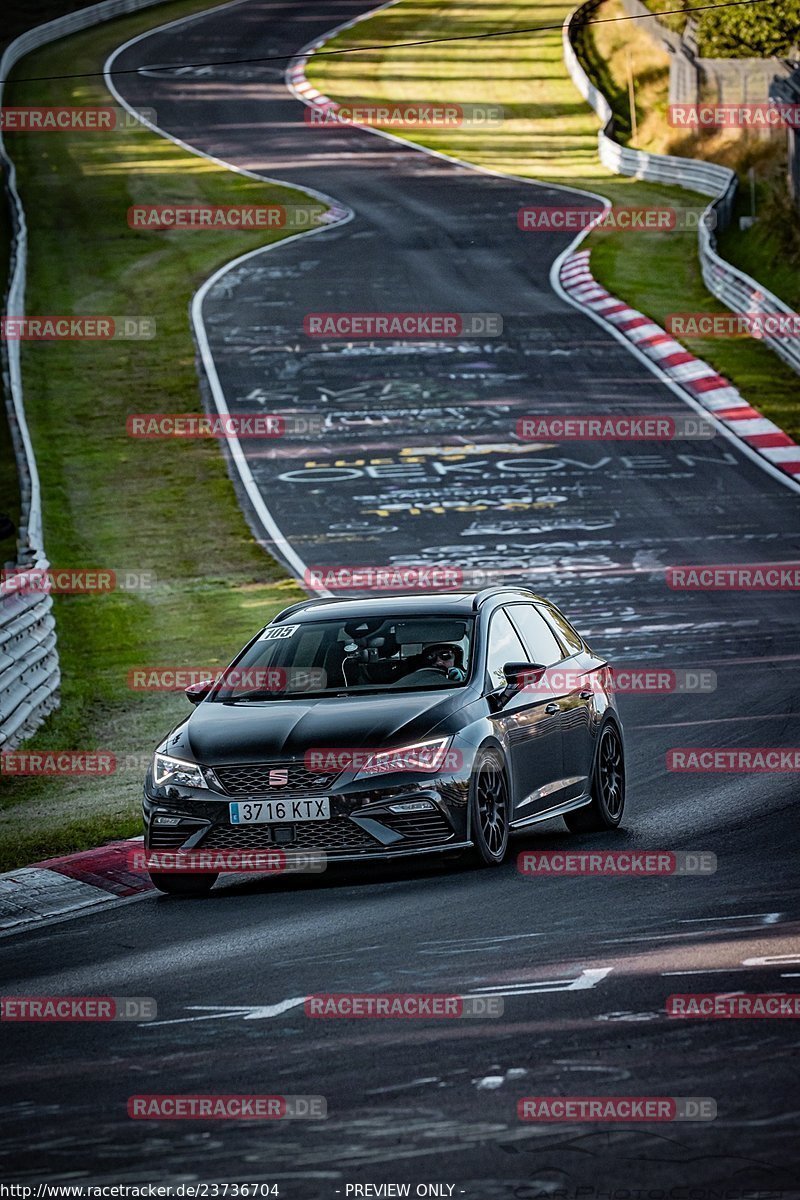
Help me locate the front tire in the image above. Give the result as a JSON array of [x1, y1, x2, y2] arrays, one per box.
[[564, 723, 625, 833], [470, 749, 510, 865], [148, 871, 218, 896]]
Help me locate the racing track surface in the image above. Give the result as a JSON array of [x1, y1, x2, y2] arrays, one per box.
[[3, 0, 800, 1194]]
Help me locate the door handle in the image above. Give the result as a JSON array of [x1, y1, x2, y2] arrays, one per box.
[[544, 702, 560, 714]]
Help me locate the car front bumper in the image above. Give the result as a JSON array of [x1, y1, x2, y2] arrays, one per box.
[[142, 773, 471, 862]]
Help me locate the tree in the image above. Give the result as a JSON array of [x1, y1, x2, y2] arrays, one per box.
[[696, 0, 800, 58]]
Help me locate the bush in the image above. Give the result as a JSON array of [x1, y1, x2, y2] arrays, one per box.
[[696, 0, 800, 58]]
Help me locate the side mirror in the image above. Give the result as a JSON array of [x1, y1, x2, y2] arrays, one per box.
[[185, 678, 214, 705], [488, 663, 547, 711], [503, 662, 547, 690]]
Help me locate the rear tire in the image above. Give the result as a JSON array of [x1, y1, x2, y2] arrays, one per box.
[[564, 723, 625, 833], [148, 871, 218, 896], [470, 749, 510, 865]]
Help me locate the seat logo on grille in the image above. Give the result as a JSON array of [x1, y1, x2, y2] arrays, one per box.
[[269, 768, 289, 786]]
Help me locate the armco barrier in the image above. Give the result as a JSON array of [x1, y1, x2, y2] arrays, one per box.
[[0, 578, 60, 747], [0, 0, 172, 747], [564, 1, 800, 377]]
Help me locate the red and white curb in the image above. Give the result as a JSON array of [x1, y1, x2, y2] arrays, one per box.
[[284, 50, 351, 224], [285, 0, 401, 162], [0, 839, 152, 933], [286, 45, 343, 127], [560, 250, 800, 482]]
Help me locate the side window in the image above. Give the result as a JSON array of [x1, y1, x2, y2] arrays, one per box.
[[537, 604, 584, 655], [507, 605, 564, 666], [485, 609, 528, 690]]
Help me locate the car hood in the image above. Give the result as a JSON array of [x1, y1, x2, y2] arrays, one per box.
[[172, 689, 470, 766]]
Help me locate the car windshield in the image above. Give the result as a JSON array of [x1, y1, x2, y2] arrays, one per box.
[[210, 615, 475, 701]]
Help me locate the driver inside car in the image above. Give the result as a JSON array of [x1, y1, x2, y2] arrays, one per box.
[[419, 643, 467, 683]]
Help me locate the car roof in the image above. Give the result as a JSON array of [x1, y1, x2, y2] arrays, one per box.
[[272, 588, 546, 623]]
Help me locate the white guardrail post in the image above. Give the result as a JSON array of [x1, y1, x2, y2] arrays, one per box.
[[0, 0, 171, 748], [563, 0, 800, 376]]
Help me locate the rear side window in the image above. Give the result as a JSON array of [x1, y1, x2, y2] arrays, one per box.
[[506, 605, 564, 666], [537, 604, 584, 655]]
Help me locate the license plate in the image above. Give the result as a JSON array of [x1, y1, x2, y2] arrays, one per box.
[[229, 798, 330, 824]]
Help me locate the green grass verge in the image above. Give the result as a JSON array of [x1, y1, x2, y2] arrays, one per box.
[[582, 0, 800, 314], [307, 0, 800, 440], [0, 320, 21, 564], [0, 120, 22, 563], [0, 0, 309, 871], [1, 0, 147, 565]]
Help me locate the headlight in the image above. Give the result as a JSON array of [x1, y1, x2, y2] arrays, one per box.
[[152, 752, 209, 789], [353, 737, 452, 780]]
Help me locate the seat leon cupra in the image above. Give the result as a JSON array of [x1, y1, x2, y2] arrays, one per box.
[[143, 587, 625, 893]]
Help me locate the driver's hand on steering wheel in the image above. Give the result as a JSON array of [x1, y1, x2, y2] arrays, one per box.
[[421, 646, 465, 682]]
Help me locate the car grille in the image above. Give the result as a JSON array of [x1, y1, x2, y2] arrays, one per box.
[[212, 762, 339, 797], [197, 809, 455, 856], [199, 818, 378, 854], [149, 826, 201, 849], [378, 811, 454, 844]]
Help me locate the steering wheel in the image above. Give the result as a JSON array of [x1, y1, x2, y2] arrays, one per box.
[[391, 667, 451, 687]]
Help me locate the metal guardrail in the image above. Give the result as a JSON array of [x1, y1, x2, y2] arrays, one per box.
[[564, 1, 800, 377], [0, 0, 170, 748], [0, 576, 59, 747]]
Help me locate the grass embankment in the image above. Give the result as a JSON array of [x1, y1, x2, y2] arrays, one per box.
[[2, 0, 131, 564], [307, 0, 800, 440], [584, 0, 800, 313], [0, 177, 21, 561], [0, 0, 309, 870]]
